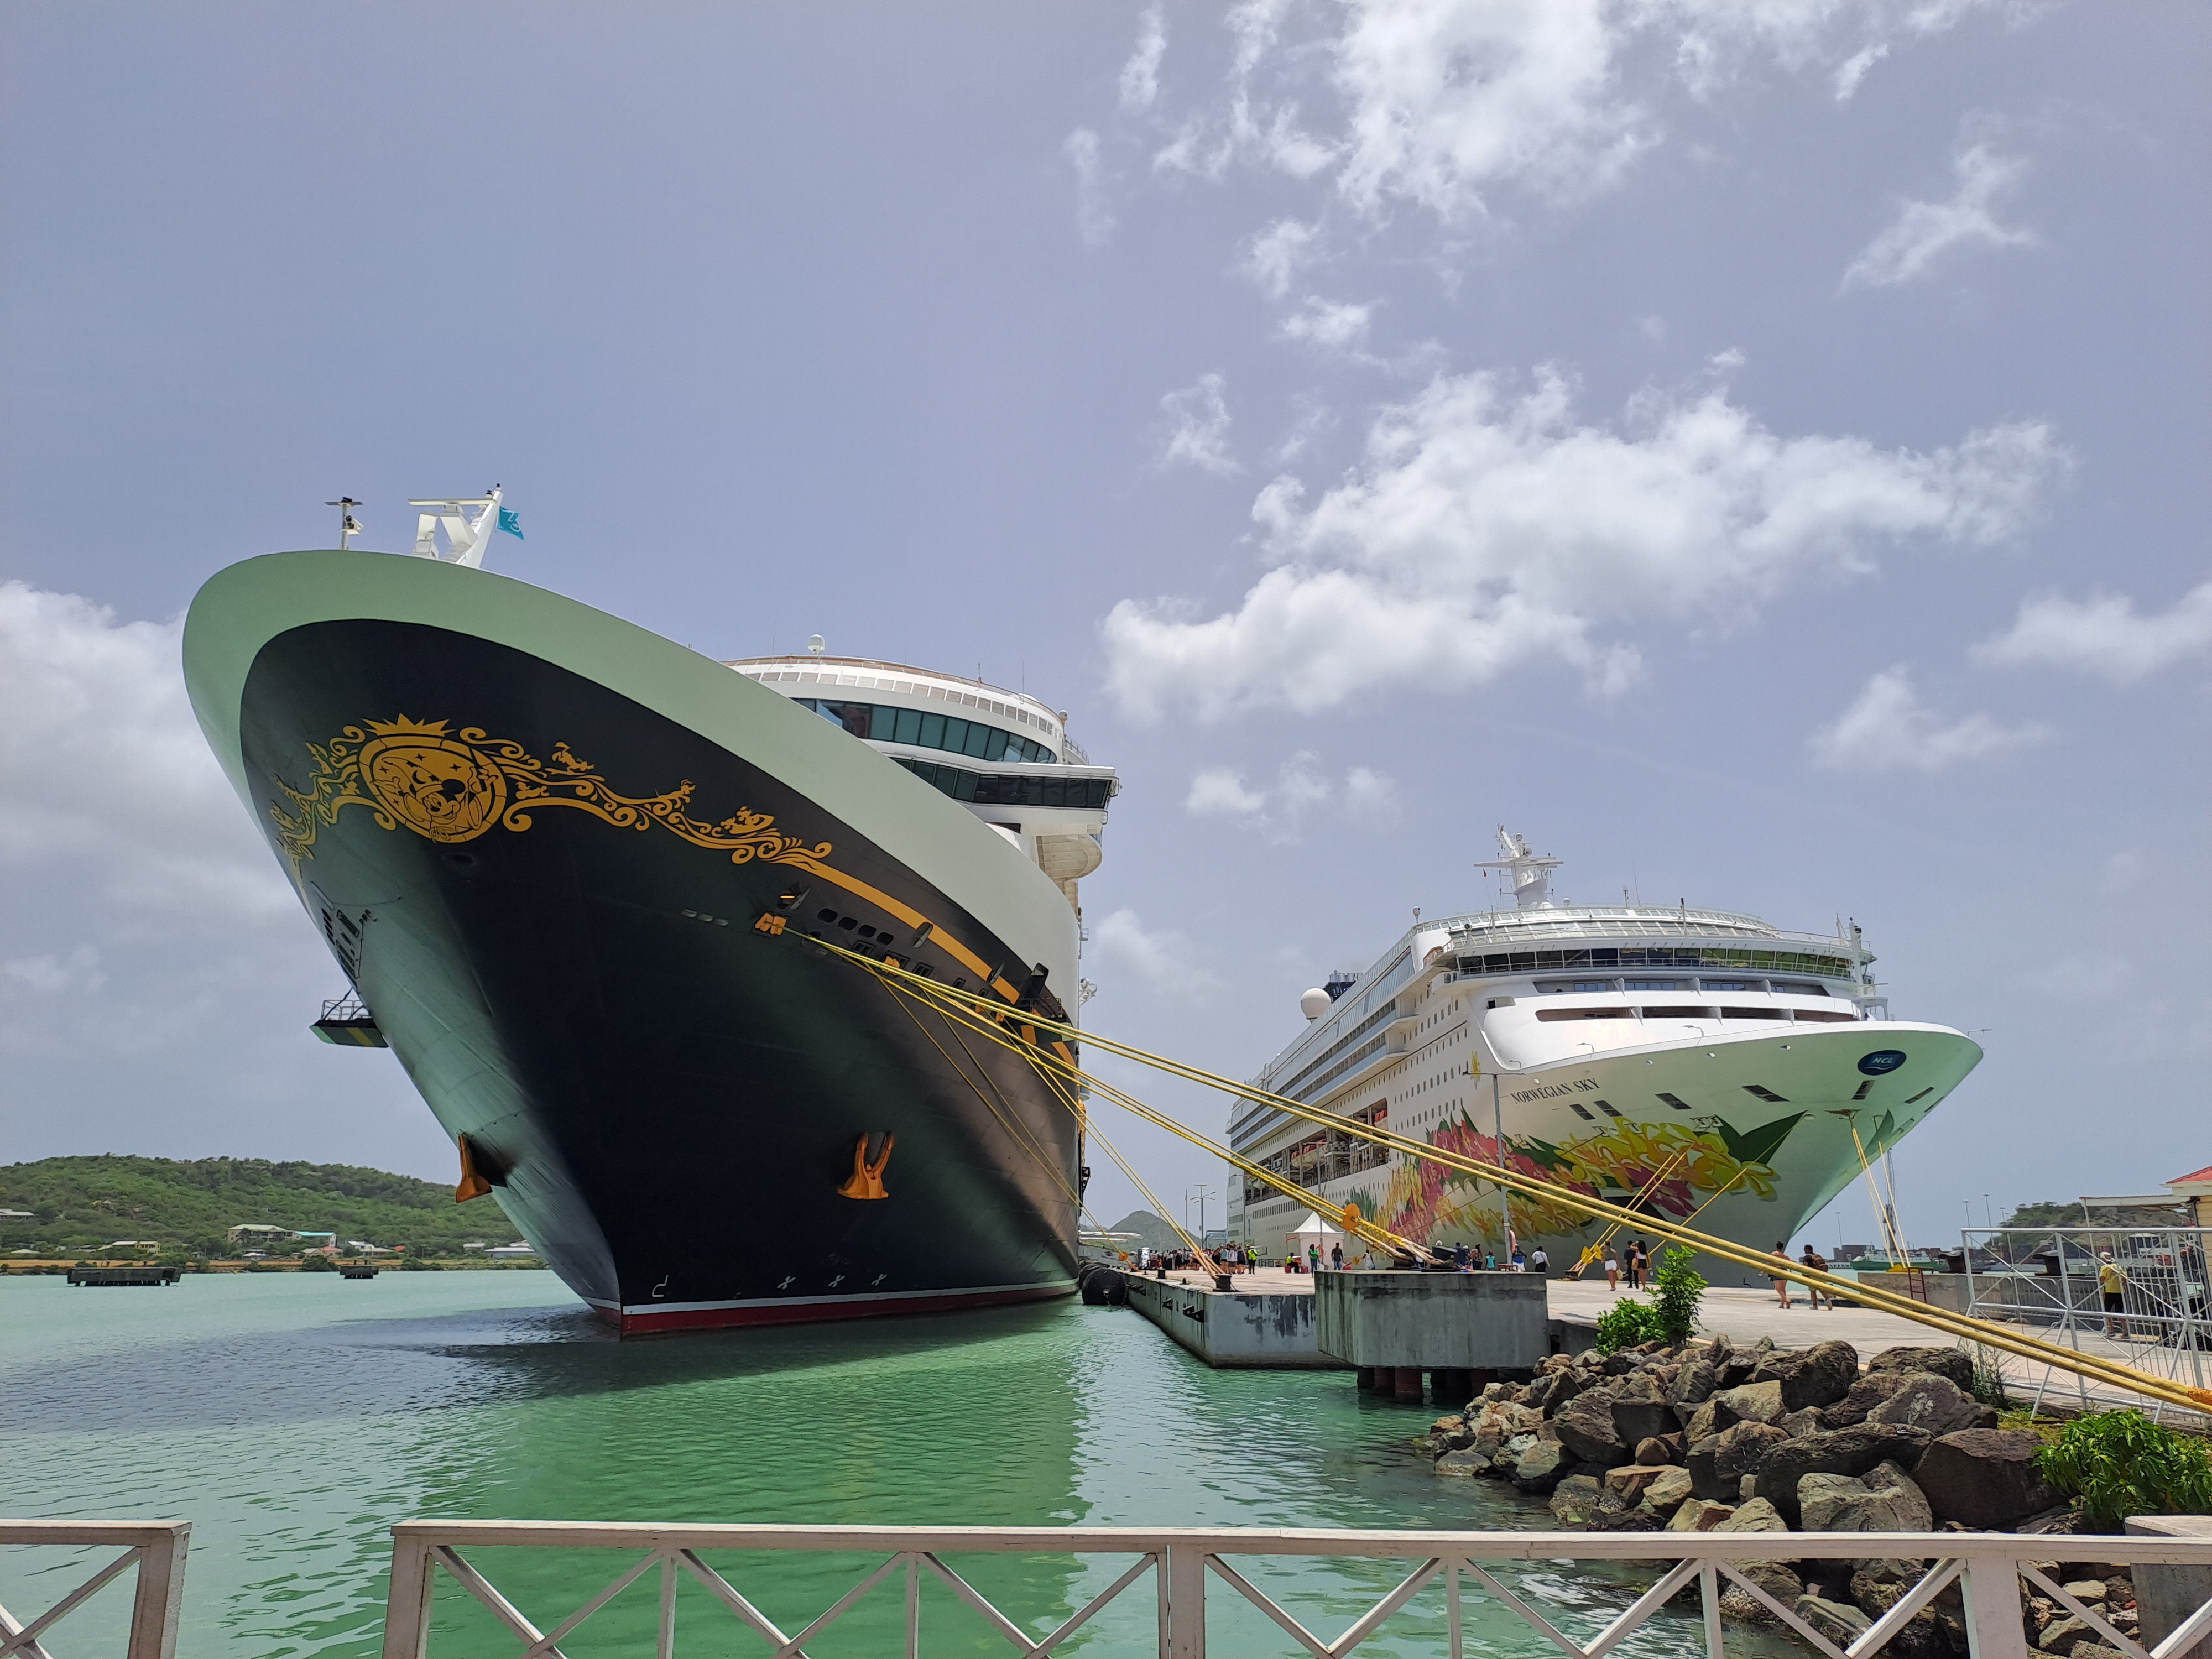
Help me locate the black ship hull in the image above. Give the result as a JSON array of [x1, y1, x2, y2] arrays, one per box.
[[215, 598, 1084, 1335]]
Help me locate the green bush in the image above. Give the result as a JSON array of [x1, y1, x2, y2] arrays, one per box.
[[1650, 1247, 1706, 1345], [299, 1253, 337, 1272], [2036, 1410, 2212, 1532], [1593, 1298, 1661, 1353]]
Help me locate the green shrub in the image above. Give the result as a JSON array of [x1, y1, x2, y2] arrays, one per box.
[[299, 1253, 337, 1272], [1650, 1248, 1706, 1345], [1593, 1298, 1661, 1353], [2036, 1409, 2212, 1532]]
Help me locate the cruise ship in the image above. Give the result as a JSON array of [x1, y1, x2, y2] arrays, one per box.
[[1227, 831, 1981, 1271], [184, 499, 1114, 1332]]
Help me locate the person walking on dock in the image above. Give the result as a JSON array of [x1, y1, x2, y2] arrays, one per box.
[[1628, 1240, 1650, 1290], [1530, 1245, 1548, 1276], [2099, 1251, 2130, 1339], [1329, 1241, 1343, 1271], [1772, 1243, 1794, 1310], [1799, 1244, 1831, 1309], [1604, 1251, 1619, 1291]]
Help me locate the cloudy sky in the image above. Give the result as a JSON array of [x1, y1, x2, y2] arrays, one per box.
[[3, 2, 2205, 1250]]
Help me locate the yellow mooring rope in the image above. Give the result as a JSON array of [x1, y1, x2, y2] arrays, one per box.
[[808, 938, 2212, 1417]]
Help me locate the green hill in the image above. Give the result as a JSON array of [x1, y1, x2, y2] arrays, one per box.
[[0, 1155, 523, 1258]]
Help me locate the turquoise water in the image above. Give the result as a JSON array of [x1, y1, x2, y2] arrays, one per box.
[[1, 1273, 1751, 1656]]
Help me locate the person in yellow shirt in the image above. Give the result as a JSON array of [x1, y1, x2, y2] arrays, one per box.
[[2098, 1251, 2128, 1339]]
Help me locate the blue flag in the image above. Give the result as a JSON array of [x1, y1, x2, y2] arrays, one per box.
[[498, 507, 524, 539]]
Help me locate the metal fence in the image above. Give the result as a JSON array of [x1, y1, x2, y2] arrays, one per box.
[[1962, 1225, 2212, 1416], [379, 1520, 2212, 1659], [0, 1521, 190, 1659]]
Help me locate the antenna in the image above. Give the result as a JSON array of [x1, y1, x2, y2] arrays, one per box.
[[325, 498, 364, 550]]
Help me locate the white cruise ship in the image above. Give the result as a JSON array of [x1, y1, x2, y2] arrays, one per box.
[[1226, 830, 1981, 1270]]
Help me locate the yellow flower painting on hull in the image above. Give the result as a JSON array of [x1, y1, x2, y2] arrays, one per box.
[[1379, 1110, 1803, 1248], [267, 715, 833, 874]]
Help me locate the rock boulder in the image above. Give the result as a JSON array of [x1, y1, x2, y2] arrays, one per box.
[[1754, 1423, 1934, 1527], [1867, 1346, 1976, 1391], [1912, 1429, 2063, 1529], [1550, 1473, 1605, 1526], [1797, 1460, 1934, 1533], [1752, 1340, 1861, 1411], [1866, 1374, 1996, 1437], [1820, 1371, 1914, 1429]]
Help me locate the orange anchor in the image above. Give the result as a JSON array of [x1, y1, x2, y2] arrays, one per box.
[[837, 1131, 895, 1201]]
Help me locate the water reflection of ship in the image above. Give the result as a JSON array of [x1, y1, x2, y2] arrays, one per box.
[[186, 533, 1117, 1334], [1230, 829, 1982, 1270]]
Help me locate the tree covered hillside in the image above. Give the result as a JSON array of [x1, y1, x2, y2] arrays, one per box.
[[0, 1155, 523, 1256]]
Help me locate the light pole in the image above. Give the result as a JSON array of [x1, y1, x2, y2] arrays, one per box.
[[1186, 1185, 1217, 1243], [325, 497, 364, 549]]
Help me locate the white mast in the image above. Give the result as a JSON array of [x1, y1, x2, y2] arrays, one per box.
[[408, 486, 504, 567], [1475, 826, 1563, 910]]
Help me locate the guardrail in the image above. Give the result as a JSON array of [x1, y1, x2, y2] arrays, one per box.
[[379, 1520, 2212, 1659], [0, 1521, 190, 1659]]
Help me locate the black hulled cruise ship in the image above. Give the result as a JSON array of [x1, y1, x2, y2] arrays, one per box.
[[185, 517, 1114, 1333]]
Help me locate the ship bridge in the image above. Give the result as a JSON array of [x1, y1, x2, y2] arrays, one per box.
[[726, 651, 1117, 911]]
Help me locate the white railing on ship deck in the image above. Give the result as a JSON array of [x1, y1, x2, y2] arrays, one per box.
[[0, 1520, 190, 1659], [377, 1520, 2212, 1659]]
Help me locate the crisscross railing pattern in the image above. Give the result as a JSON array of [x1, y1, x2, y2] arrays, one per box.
[[380, 1522, 2212, 1659], [0, 1522, 190, 1659]]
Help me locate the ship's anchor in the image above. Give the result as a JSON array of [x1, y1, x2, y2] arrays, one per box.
[[837, 1131, 894, 1200]]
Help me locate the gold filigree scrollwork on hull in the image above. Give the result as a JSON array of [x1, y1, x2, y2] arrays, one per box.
[[269, 715, 834, 873]]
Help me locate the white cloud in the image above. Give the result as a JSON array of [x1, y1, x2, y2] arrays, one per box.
[[1131, 0, 2012, 229], [1972, 577, 2212, 684], [1062, 127, 1114, 248], [1089, 907, 1224, 1001], [4, 945, 105, 994], [1808, 666, 2049, 773], [1241, 217, 1319, 299], [1843, 118, 2035, 289], [1182, 754, 1395, 837], [1277, 297, 1373, 350], [1119, 6, 1168, 114], [1103, 367, 2065, 718], [0, 581, 290, 919], [1344, 766, 1399, 822], [1157, 372, 1240, 474], [1185, 767, 1267, 815]]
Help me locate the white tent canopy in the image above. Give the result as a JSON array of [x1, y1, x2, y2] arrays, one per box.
[[1284, 1210, 1342, 1243]]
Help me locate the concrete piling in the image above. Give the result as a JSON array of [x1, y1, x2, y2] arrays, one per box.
[[1356, 1366, 1376, 1391], [1392, 1365, 1423, 1402]]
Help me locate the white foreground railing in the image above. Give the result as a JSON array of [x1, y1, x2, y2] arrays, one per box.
[[0, 1521, 190, 1659], [380, 1520, 2212, 1659]]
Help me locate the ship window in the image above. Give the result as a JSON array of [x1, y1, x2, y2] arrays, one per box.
[[919, 711, 947, 748], [816, 908, 838, 923], [1743, 1084, 1788, 1102], [1795, 1010, 1858, 1024], [857, 926, 878, 940], [963, 722, 993, 759], [913, 963, 935, 977], [837, 916, 858, 930], [1851, 1081, 1873, 1100], [1657, 1092, 1692, 1110], [1624, 980, 1678, 991], [1567, 1101, 1595, 1121], [1640, 1006, 1712, 1019], [893, 707, 923, 744], [1536, 1007, 1632, 1022], [1721, 1006, 1787, 1021], [1703, 980, 1751, 992], [1571, 980, 1613, 992], [1594, 1100, 1623, 1118], [1774, 982, 1826, 995], [1905, 1087, 1934, 1104]]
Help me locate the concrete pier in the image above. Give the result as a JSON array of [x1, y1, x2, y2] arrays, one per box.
[[1121, 1270, 1344, 1369], [1315, 1271, 1550, 1375]]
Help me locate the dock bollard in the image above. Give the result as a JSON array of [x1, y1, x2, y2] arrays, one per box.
[[1392, 1366, 1423, 1402], [1212, 1274, 1234, 1292]]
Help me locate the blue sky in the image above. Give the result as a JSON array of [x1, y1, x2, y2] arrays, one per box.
[[3, 2, 2206, 1250]]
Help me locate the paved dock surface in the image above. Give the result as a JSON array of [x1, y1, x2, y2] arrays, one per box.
[[1140, 1267, 2206, 1416]]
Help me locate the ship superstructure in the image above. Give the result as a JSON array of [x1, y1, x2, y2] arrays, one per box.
[[1227, 830, 1980, 1271], [185, 536, 1114, 1333]]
